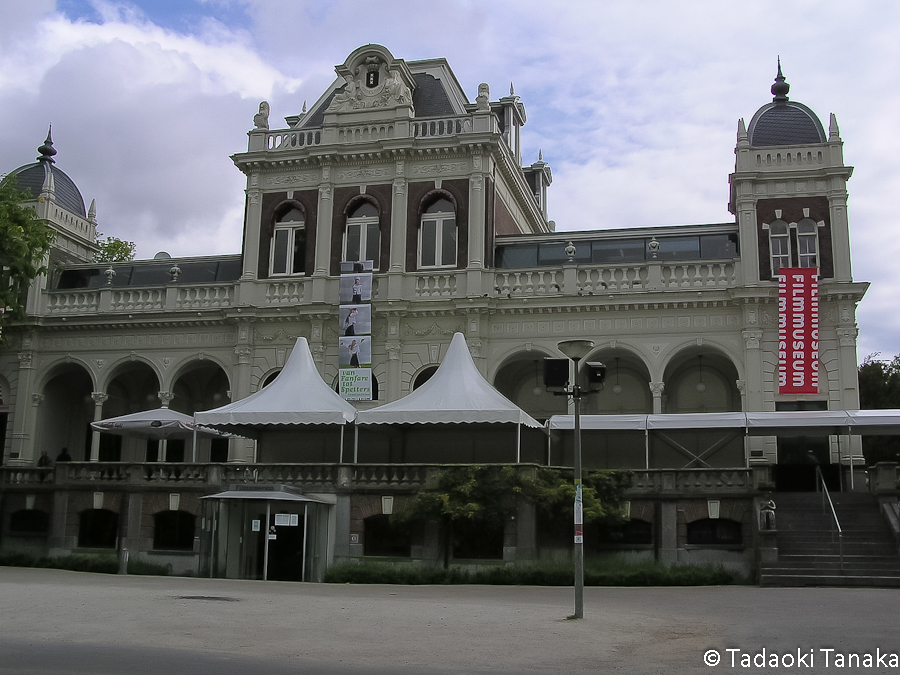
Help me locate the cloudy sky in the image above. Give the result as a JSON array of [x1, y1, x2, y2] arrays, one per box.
[[1, 0, 898, 361]]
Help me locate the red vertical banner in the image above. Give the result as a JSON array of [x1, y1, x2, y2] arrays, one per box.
[[778, 268, 819, 394]]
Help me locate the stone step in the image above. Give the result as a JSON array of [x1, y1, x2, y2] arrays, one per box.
[[760, 573, 900, 588]]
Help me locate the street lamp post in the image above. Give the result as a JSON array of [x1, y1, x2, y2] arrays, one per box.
[[557, 339, 595, 620]]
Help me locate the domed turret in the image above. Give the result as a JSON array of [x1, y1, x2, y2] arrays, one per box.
[[4, 128, 87, 217], [747, 61, 826, 147]]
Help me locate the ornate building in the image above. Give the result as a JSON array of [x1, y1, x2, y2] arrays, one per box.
[[0, 46, 873, 580]]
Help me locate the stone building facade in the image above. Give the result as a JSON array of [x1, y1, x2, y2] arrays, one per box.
[[0, 46, 867, 579]]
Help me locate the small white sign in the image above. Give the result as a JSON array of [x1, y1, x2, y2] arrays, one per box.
[[574, 535, 584, 544], [268, 534, 277, 540], [574, 502, 583, 525], [251, 519, 260, 532], [274, 513, 291, 526], [290, 514, 299, 527]]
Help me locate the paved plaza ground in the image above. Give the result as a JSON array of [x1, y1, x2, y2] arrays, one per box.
[[1, 567, 898, 674]]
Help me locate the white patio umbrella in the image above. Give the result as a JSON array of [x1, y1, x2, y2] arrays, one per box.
[[91, 406, 226, 461]]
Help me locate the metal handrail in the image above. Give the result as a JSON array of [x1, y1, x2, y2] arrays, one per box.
[[815, 465, 844, 571]]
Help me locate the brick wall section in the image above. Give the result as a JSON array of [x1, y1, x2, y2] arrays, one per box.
[[405, 180, 469, 271], [756, 196, 833, 280], [259, 190, 319, 278], [331, 185, 393, 275]]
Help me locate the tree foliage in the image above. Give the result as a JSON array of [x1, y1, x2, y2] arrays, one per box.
[[93, 235, 136, 263], [392, 465, 630, 567], [0, 181, 54, 325], [858, 354, 900, 464]]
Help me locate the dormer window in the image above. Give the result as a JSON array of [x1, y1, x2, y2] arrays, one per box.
[[344, 202, 380, 269], [271, 207, 305, 276]]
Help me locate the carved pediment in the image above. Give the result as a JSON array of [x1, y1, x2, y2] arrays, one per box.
[[328, 45, 415, 114]]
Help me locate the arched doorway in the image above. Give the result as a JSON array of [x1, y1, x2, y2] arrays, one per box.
[[37, 364, 94, 461]]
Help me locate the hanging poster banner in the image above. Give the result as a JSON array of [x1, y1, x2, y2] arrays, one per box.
[[778, 267, 819, 395], [339, 261, 374, 401]]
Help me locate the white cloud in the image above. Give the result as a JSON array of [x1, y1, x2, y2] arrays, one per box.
[[1, 0, 899, 360]]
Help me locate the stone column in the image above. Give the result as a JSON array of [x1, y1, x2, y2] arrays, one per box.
[[8, 346, 37, 465], [386, 341, 402, 402], [649, 382, 665, 414], [313, 173, 333, 277], [240, 178, 262, 281], [89, 392, 109, 462]]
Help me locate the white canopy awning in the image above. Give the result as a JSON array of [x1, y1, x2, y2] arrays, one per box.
[[91, 407, 225, 439], [548, 410, 900, 436], [356, 332, 542, 428], [194, 337, 357, 435]]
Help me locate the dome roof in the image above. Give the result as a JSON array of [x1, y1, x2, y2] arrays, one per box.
[[747, 63, 826, 147], [4, 130, 86, 217]]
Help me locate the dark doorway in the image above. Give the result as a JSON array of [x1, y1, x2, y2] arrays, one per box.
[[255, 511, 306, 581], [773, 401, 839, 491]]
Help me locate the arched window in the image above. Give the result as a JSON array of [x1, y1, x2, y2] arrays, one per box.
[[797, 218, 818, 268], [419, 198, 456, 268], [412, 366, 438, 390], [344, 202, 380, 269], [769, 220, 790, 276], [270, 207, 305, 276], [153, 510, 196, 551], [78, 509, 118, 549]]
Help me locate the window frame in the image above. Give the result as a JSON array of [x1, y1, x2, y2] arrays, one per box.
[[343, 202, 381, 270], [270, 223, 306, 276], [769, 220, 791, 276], [418, 202, 457, 269], [797, 218, 819, 269]]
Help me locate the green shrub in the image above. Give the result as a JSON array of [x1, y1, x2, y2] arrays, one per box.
[[0, 550, 170, 576], [324, 556, 747, 586]]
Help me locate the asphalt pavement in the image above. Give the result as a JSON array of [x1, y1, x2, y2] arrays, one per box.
[[1, 567, 898, 674]]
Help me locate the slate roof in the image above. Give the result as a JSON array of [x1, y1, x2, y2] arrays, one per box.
[[5, 161, 87, 217], [748, 101, 826, 147]]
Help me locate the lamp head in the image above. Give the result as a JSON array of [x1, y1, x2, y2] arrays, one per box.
[[558, 339, 594, 361]]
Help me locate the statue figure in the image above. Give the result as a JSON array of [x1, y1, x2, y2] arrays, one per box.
[[253, 101, 270, 131], [476, 83, 490, 111]]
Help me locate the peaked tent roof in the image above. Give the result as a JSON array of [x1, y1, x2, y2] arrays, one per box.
[[194, 337, 357, 432], [91, 407, 224, 439], [356, 333, 542, 428]]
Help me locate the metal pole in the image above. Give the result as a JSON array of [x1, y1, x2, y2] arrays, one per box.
[[572, 367, 584, 620], [263, 501, 271, 581], [301, 504, 309, 583]]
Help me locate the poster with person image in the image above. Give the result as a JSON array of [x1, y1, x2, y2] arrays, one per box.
[[339, 336, 371, 368], [340, 305, 371, 337], [339, 261, 373, 304]]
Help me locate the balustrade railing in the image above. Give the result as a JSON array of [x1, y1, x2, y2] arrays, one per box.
[[266, 129, 321, 150], [628, 469, 753, 494], [176, 285, 233, 309], [45, 290, 99, 315], [411, 117, 471, 138], [494, 269, 563, 296]]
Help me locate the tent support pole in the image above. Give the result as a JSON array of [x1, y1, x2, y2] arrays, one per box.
[[301, 504, 309, 582], [353, 425, 359, 464], [516, 423, 521, 464], [339, 425, 344, 464], [645, 428, 649, 470], [547, 429, 551, 466], [192, 428, 198, 463], [263, 501, 271, 582]]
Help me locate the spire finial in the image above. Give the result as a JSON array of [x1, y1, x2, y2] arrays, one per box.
[[771, 57, 790, 103], [37, 126, 57, 164], [510, 81, 515, 96], [302, 100, 307, 113], [538, 148, 543, 161]]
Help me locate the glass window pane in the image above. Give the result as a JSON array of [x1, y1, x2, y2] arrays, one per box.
[[591, 239, 644, 264], [365, 223, 380, 263], [350, 202, 378, 218], [421, 221, 437, 267], [292, 228, 306, 273], [425, 198, 453, 214], [496, 246, 538, 268], [346, 223, 361, 261], [441, 220, 456, 266], [272, 229, 289, 275], [278, 208, 304, 223], [656, 237, 700, 260], [699, 234, 738, 259]]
